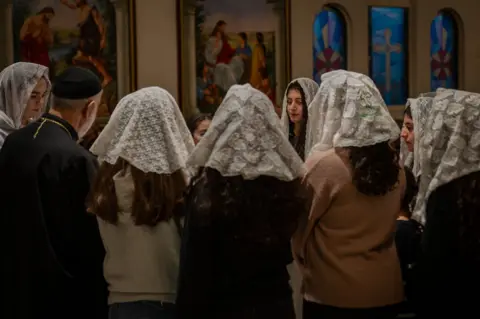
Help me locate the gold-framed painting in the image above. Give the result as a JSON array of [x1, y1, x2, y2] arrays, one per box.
[[11, 0, 137, 121], [177, 0, 291, 120]]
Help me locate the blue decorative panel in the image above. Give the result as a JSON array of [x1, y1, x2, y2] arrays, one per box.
[[430, 12, 458, 90], [369, 7, 408, 105], [313, 7, 347, 83]]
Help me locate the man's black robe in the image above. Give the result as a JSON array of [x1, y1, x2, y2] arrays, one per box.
[[0, 113, 107, 318]]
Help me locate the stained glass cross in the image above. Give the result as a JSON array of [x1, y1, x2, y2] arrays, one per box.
[[373, 28, 402, 93]]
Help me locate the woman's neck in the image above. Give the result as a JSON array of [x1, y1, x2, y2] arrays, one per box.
[[294, 122, 303, 136]]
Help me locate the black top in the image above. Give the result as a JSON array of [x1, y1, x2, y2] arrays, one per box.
[[176, 175, 294, 318], [0, 113, 107, 318], [395, 219, 423, 281], [414, 179, 480, 317]]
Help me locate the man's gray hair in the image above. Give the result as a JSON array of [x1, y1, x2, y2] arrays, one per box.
[[52, 91, 103, 110]]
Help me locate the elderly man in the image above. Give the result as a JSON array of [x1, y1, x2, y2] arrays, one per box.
[[0, 67, 106, 318]]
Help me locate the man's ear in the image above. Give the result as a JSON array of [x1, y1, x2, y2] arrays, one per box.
[[82, 100, 96, 118]]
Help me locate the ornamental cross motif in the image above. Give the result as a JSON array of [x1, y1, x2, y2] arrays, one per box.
[[315, 20, 342, 75], [431, 27, 451, 88], [373, 28, 402, 92]]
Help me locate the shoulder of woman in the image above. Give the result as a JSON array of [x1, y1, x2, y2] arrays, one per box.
[[305, 149, 344, 173]]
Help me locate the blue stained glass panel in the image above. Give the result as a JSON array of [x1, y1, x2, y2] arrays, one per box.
[[313, 8, 347, 83], [369, 7, 408, 105], [430, 12, 458, 90]]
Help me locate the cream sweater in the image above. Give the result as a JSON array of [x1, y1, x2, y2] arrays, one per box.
[[97, 169, 181, 305]]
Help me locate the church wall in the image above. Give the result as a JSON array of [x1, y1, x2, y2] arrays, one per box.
[[1, 0, 479, 111], [135, 0, 179, 99]]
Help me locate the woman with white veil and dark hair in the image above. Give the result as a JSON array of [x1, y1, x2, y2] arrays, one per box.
[[293, 71, 404, 319], [400, 95, 434, 177], [413, 89, 480, 317], [176, 84, 306, 318], [88, 87, 195, 319], [280, 78, 319, 160], [0, 62, 50, 149]]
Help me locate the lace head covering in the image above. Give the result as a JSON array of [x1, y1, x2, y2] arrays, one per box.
[[306, 71, 400, 155], [90, 87, 195, 174], [408, 96, 434, 178], [280, 78, 319, 136], [0, 62, 50, 146], [188, 84, 305, 181], [414, 89, 480, 224]]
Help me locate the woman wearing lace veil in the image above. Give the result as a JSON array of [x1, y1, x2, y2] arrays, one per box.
[[412, 89, 480, 317], [88, 87, 195, 319], [293, 71, 404, 318], [400, 95, 434, 178], [0, 62, 50, 149], [176, 84, 306, 318], [280, 78, 319, 160]]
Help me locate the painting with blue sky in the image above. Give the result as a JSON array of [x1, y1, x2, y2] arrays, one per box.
[[369, 7, 408, 105], [12, 0, 118, 117]]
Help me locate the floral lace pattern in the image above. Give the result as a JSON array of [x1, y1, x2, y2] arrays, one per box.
[[414, 89, 480, 223], [280, 77, 319, 137], [409, 96, 434, 178], [306, 71, 400, 155], [90, 87, 195, 174], [188, 84, 305, 181]]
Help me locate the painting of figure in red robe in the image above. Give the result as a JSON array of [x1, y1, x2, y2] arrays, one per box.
[[193, 0, 286, 114], [13, 0, 120, 118]]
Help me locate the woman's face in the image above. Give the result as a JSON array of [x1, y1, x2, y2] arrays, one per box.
[[22, 77, 48, 126], [193, 119, 211, 145], [401, 114, 414, 152], [286, 89, 304, 123]]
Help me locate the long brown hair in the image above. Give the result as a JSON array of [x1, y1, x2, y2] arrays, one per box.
[[286, 81, 308, 160], [88, 158, 187, 226]]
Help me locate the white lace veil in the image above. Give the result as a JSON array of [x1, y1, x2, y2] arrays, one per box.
[[306, 71, 400, 155], [401, 92, 438, 173], [280, 78, 319, 136], [188, 84, 305, 181], [413, 89, 480, 224], [0, 62, 50, 147], [90, 87, 195, 174], [409, 96, 434, 178]]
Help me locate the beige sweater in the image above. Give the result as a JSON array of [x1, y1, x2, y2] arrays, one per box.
[[97, 169, 181, 305], [292, 149, 404, 308]]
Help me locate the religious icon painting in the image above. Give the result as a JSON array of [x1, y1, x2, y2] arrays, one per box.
[[368, 7, 408, 106], [430, 11, 459, 91], [12, 0, 136, 120], [312, 6, 347, 83], [178, 0, 291, 118]]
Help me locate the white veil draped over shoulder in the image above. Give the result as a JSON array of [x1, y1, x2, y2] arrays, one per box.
[[414, 89, 480, 224]]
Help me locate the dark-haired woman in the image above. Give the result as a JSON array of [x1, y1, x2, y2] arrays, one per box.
[[293, 71, 404, 319], [413, 89, 480, 317], [176, 84, 306, 318], [187, 112, 212, 145], [88, 87, 195, 319], [400, 96, 433, 179], [281, 78, 319, 160]]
